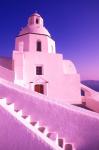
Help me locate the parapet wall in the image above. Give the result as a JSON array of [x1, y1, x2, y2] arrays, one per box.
[[0, 78, 99, 150], [81, 84, 99, 112]]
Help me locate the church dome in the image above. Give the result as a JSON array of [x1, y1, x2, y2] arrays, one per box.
[[31, 12, 40, 17], [19, 13, 51, 37]]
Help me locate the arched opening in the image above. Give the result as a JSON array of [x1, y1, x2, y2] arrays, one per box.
[[36, 41, 42, 51], [36, 18, 39, 24], [34, 84, 44, 94]]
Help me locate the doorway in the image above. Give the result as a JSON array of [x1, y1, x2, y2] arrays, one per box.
[[34, 84, 44, 94]]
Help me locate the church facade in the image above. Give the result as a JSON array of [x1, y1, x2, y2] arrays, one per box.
[[13, 13, 81, 104]]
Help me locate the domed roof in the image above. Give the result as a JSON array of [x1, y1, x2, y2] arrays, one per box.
[[19, 26, 51, 37], [18, 13, 51, 37], [31, 12, 40, 17]]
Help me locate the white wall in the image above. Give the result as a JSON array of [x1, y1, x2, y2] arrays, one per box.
[[0, 106, 53, 150], [0, 78, 99, 150], [81, 84, 99, 112], [13, 51, 81, 104]]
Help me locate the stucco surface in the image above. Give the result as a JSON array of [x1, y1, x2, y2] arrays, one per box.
[[81, 84, 99, 112], [13, 12, 81, 104], [0, 106, 53, 150], [0, 78, 99, 150]]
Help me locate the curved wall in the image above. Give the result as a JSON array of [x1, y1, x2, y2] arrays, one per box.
[[0, 78, 99, 150]]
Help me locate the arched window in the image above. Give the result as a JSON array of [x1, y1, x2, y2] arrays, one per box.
[[37, 41, 42, 51], [36, 18, 39, 24]]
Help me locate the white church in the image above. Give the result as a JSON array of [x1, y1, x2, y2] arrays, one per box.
[[0, 12, 99, 150], [13, 12, 81, 105]]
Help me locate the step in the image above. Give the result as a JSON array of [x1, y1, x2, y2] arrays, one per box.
[[43, 127, 49, 136], [23, 115, 31, 123], [46, 132, 58, 141], [0, 97, 6, 101], [22, 115, 28, 119], [0, 98, 7, 105], [0, 98, 75, 150], [6, 100, 13, 105], [7, 103, 15, 111], [14, 109, 20, 112], [58, 138, 64, 148], [30, 121, 40, 128], [64, 143, 73, 150], [38, 126, 46, 133], [16, 110, 23, 117]]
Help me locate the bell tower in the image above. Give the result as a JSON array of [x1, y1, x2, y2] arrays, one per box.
[[12, 12, 81, 105], [13, 13, 56, 85], [14, 13, 56, 53], [28, 13, 44, 27]]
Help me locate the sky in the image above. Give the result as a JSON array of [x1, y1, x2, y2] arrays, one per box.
[[0, 0, 99, 80]]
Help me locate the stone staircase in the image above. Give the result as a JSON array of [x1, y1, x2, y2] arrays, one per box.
[[0, 98, 75, 150]]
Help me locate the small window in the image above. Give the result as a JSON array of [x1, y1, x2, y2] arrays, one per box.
[[36, 66, 43, 75], [36, 18, 39, 24], [37, 41, 42, 51]]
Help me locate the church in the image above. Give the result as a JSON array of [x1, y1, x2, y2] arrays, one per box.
[[0, 12, 99, 150], [13, 13, 81, 105]]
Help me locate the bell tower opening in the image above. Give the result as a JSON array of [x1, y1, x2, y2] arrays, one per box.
[[28, 13, 44, 27], [37, 41, 42, 51], [36, 18, 39, 24]]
